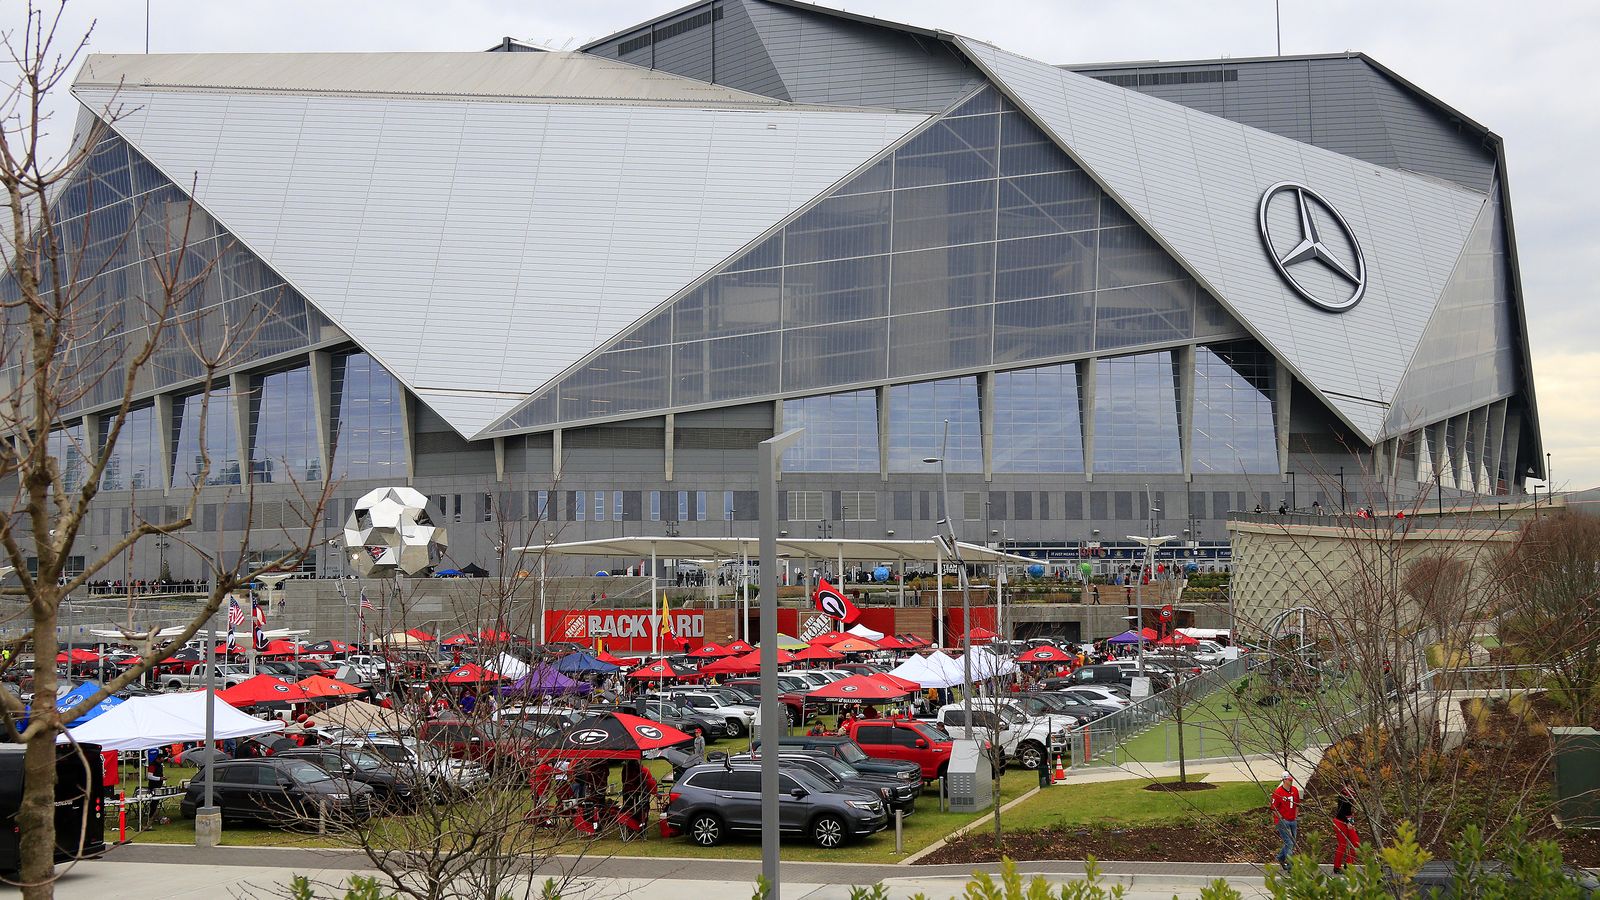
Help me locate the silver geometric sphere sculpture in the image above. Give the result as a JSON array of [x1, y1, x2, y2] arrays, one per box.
[[342, 486, 448, 577]]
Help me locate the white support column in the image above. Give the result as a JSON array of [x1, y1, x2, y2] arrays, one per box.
[[1177, 345, 1195, 482], [399, 391, 417, 485], [650, 542, 659, 658], [979, 372, 994, 484], [1470, 406, 1491, 493], [1078, 359, 1096, 482], [1500, 410, 1523, 494], [493, 436, 506, 483], [81, 412, 101, 473], [1486, 400, 1509, 495], [308, 350, 333, 483], [154, 393, 174, 495], [664, 413, 675, 483], [876, 385, 890, 482], [1275, 362, 1293, 479], [551, 428, 563, 482], [229, 372, 251, 482], [934, 542, 945, 648], [773, 400, 784, 484]]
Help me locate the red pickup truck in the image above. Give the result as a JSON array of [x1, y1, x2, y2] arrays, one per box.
[[838, 719, 955, 781]]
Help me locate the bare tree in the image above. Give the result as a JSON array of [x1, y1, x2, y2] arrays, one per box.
[[1493, 510, 1600, 727], [0, 6, 329, 896]]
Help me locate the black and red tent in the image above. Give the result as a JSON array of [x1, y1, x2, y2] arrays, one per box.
[[536, 711, 694, 760]]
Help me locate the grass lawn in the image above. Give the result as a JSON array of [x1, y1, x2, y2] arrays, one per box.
[[999, 774, 1268, 832], [1111, 681, 1344, 767]]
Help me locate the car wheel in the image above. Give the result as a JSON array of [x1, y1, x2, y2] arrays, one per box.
[[165, 679, 184, 691], [785, 706, 800, 727], [1019, 742, 1045, 771], [726, 718, 746, 738], [689, 812, 724, 847], [811, 813, 847, 849]]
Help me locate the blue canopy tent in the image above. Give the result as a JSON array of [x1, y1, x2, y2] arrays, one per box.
[[553, 651, 620, 675], [498, 664, 592, 696], [21, 681, 125, 730]]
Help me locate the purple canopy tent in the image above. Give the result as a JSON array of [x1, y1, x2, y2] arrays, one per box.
[[1106, 628, 1157, 645], [498, 664, 592, 696]]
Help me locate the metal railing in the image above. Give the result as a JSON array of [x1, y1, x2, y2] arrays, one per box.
[[1068, 655, 1258, 768]]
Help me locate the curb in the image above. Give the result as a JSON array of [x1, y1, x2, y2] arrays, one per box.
[[899, 785, 1041, 865]]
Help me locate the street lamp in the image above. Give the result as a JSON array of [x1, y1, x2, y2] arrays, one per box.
[[1127, 533, 1176, 673], [924, 419, 974, 734]]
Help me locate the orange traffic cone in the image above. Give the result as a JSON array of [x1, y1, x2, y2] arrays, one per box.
[[1053, 754, 1067, 784]]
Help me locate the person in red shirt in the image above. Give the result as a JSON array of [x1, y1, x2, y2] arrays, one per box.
[[1269, 771, 1301, 870], [1331, 783, 1359, 874]]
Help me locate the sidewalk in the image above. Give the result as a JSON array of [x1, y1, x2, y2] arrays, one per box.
[[1060, 749, 1323, 786]]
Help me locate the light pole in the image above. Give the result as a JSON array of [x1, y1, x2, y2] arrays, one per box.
[[1127, 530, 1176, 674], [759, 428, 804, 899], [1337, 466, 1346, 512], [924, 419, 973, 729]]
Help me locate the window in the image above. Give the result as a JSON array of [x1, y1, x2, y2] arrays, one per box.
[[855, 725, 894, 745], [841, 491, 877, 521], [594, 491, 606, 522], [888, 377, 981, 473], [788, 491, 825, 522], [251, 366, 320, 483], [723, 771, 761, 793], [172, 389, 242, 486], [482, 493, 494, 522], [684, 770, 724, 790], [783, 391, 879, 473], [677, 491, 689, 522], [993, 364, 1084, 473], [46, 426, 86, 495], [1191, 343, 1277, 474], [531, 490, 550, 522], [1093, 351, 1182, 473], [650, 491, 661, 522], [615, 492, 624, 520], [695, 491, 707, 521], [99, 405, 161, 491], [572, 491, 586, 522], [330, 352, 407, 481], [963, 492, 983, 521], [723, 491, 734, 521]]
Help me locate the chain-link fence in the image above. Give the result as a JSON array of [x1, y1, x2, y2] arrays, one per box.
[[1069, 655, 1259, 768]]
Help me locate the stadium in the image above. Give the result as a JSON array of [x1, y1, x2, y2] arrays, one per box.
[[21, 0, 1542, 590]]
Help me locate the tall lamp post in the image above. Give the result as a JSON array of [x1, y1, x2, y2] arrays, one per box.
[[924, 419, 974, 730], [1127, 532, 1175, 672], [759, 427, 804, 899]]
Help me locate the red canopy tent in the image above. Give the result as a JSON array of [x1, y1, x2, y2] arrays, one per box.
[[296, 675, 366, 698], [809, 631, 853, 646], [790, 644, 844, 663], [217, 674, 314, 706], [808, 674, 911, 703], [595, 650, 635, 668], [440, 633, 477, 647], [1018, 645, 1074, 664], [722, 640, 756, 654], [406, 628, 436, 643], [699, 652, 761, 676], [687, 643, 733, 659], [438, 663, 502, 684], [257, 639, 302, 657], [871, 672, 920, 692], [56, 648, 99, 663], [625, 659, 702, 681], [873, 634, 912, 651], [1155, 632, 1199, 647], [535, 712, 693, 760], [965, 627, 998, 644], [826, 637, 879, 654]]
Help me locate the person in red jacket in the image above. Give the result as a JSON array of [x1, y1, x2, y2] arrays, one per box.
[[1270, 771, 1301, 871], [1331, 782, 1359, 874]]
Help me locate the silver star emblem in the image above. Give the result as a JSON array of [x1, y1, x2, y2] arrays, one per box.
[[1258, 182, 1367, 312]]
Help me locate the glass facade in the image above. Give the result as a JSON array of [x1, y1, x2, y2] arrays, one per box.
[[251, 366, 321, 483], [993, 364, 1083, 473], [172, 388, 242, 486], [329, 352, 407, 482], [1190, 344, 1277, 474], [782, 390, 879, 473], [1093, 351, 1181, 473], [888, 377, 981, 472], [493, 85, 1239, 434], [98, 405, 163, 491], [0, 132, 329, 417], [46, 426, 87, 495]]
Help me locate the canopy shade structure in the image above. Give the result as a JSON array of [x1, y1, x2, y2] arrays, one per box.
[[67, 691, 284, 751], [535, 711, 693, 761], [296, 675, 366, 698], [553, 651, 620, 675], [54, 682, 122, 727], [311, 699, 413, 735], [1155, 632, 1200, 647], [500, 664, 590, 696], [57, 648, 99, 663], [1017, 645, 1073, 664], [790, 644, 844, 663], [217, 674, 315, 706], [827, 637, 880, 654], [809, 632, 853, 646], [759, 634, 809, 651], [305, 640, 354, 654], [493, 652, 532, 679], [438, 663, 502, 684], [626, 659, 702, 681], [808, 674, 911, 703], [722, 640, 756, 654], [687, 643, 733, 659], [699, 651, 762, 676], [846, 623, 885, 641], [965, 627, 998, 644], [519, 536, 1043, 566], [1107, 628, 1159, 645], [871, 672, 920, 692]]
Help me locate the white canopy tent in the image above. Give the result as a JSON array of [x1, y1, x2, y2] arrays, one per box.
[[66, 691, 284, 751], [887, 654, 935, 686], [493, 652, 530, 679], [846, 623, 885, 642], [958, 646, 1020, 680]]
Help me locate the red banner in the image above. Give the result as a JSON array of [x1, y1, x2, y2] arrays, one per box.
[[545, 608, 706, 653]]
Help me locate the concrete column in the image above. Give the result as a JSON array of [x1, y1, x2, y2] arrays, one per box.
[[1078, 358, 1096, 482], [229, 372, 252, 483], [1275, 362, 1292, 479], [308, 350, 333, 482], [81, 412, 101, 475], [664, 413, 675, 482], [979, 372, 994, 483], [154, 393, 174, 495], [1470, 406, 1491, 492], [773, 399, 784, 483], [1486, 400, 1509, 494], [493, 436, 506, 483], [551, 427, 563, 482], [876, 385, 890, 482], [1500, 410, 1522, 494], [399, 391, 417, 485], [1177, 345, 1195, 482]]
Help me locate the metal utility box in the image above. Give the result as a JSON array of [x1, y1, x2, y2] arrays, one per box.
[[945, 739, 994, 813], [1552, 727, 1600, 828]]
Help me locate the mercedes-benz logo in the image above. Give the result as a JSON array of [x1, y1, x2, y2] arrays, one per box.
[[1258, 182, 1366, 312]]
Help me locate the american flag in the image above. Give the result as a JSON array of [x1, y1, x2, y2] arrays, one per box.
[[227, 597, 245, 627], [360, 592, 374, 612]]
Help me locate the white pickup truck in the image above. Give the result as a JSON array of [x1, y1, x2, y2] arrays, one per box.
[[160, 663, 253, 691], [925, 699, 1069, 770]]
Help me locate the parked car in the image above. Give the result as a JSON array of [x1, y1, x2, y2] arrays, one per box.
[[1053, 664, 1173, 693], [925, 700, 1065, 770], [331, 735, 490, 797], [720, 678, 810, 726], [1054, 684, 1133, 710], [180, 758, 374, 826], [417, 716, 547, 770], [160, 663, 252, 691], [659, 689, 760, 737], [665, 760, 888, 848], [274, 746, 421, 812], [734, 749, 919, 814], [755, 734, 923, 784], [0, 742, 106, 874], [837, 719, 957, 780], [1012, 691, 1107, 722]]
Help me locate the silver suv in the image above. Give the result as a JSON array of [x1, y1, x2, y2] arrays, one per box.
[[665, 760, 888, 849]]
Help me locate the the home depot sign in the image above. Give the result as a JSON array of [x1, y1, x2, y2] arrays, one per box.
[[545, 609, 704, 652]]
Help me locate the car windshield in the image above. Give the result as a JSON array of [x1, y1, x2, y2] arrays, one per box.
[[833, 741, 869, 763], [1014, 698, 1047, 715], [999, 708, 1027, 724], [712, 689, 747, 705], [346, 750, 387, 772], [366, 744, 410, 763], [282, 760, 333, 785], [916, 723, 952, 742], [789, 768, 833, 794], [807, 755, 858, 780]]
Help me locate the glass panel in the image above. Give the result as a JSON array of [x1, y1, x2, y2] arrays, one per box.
[[1094, 280, 1195, 351], [1092, 351, 1181, 473], [998, 172, 1100, 239], [891, 180, 996, 252], [993, 294, 1093, 364], [781, 320, 886, 393], [673, 331, 780, 405], [558, 345, 670, 422], [947, 85, 1001, 117], [251, 366, 321, 483], [889, 244, 993, 316], [1097, 226, 1188, 289], [894, 114, 998, 189], [782, 256, 888, 328], [173, 388, 243, 486], [888, 306, 991, 378], [1191, 344, 1277, 475], [782, 390, 879, 473], [330, 352, 408, 481], [833, 156, 893, 196], [675, 268, 782, 341], [46, 426, 87, 495], [724, 232, 783, 272], [99, 405, 162, 491], [887, 376, 981, 473], [1000, 111, 1073, 177], [785, 192, 892, 264], [995, 231, 1096, 302], [993, 364, 1083, 473]]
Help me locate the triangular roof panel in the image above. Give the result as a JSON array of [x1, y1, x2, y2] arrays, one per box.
[[73, 52, 927, 438], [956, 38, 1489, 441]]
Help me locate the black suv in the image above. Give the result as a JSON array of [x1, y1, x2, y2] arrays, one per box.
[[754, 735, 922, 785], [733, 750, 919, 814], [180, 758, 374, 826], [1014, 691, 1107, 723], [275, 746, 421, 812], [666, 760, 888, 848]]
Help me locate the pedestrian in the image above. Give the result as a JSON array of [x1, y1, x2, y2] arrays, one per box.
[[1270, 771, 1301, 871], [1331, 782, 1359, 874], [1312, 500, 1324, 516]]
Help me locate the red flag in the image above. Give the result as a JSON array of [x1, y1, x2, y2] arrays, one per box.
[[811, 578, 862, 626]]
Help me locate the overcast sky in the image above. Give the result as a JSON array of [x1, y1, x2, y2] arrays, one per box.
[[9, 0, 1598, 491]]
